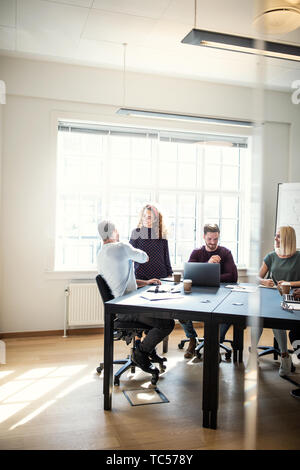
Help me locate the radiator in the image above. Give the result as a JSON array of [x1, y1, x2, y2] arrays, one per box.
[[64, 282, 104, 335]]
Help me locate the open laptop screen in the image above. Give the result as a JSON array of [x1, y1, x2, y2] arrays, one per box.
[[183, 262, 220, 287]]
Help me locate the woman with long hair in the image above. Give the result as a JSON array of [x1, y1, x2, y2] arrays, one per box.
[[253, 225, 300, 376], [129, 203, 173, 280]]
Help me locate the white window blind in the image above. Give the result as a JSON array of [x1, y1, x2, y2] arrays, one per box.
[[55, 122, 249, 270]]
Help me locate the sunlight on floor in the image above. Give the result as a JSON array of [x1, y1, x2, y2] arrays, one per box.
[[0, 364, 93, 429], [243, 359, 258, 449]]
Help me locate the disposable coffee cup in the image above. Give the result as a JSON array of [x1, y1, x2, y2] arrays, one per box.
[[173, 272, 181, 284], [183, 279, 192, 293], [281, 283, 291, 295], [277, 285, 283, 296]]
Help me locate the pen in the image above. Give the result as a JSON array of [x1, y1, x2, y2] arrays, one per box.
[[271, 272, 277, 285]]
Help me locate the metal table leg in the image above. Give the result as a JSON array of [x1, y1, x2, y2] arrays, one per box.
[[233, 325, 244, 364], [103, 307, 114, 410], [202, 320, 219, 429]]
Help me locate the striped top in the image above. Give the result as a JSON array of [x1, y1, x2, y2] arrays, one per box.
[[129, 226, 173, 280]]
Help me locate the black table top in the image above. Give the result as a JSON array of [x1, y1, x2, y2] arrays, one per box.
[[213, 285, 300, 329], [105, 282, 300, 329], [105, 282, 232, 322]]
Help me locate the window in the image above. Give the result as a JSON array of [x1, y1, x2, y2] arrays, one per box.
[[55, 122, 249, 270]]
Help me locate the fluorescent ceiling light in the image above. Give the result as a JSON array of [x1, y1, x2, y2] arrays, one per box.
[[181, 29, 300, 62], [116, 108, 252, 128]]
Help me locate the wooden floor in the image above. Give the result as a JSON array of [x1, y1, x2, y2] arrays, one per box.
[[0, 327, 300, 450]]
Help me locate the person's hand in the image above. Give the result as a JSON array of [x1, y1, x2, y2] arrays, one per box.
[[261, 279, 275, 287], [208, 255, 221, 264], [147, 279, 161, 285], [278, 280, 288, 285], [293, 288, 300, 299]]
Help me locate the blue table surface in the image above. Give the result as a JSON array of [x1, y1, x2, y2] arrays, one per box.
[[106, 282, 231, 313], [213, 285, 300, 322], [106, 282, 300, 322]]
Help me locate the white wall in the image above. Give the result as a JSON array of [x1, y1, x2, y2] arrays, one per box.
[[0, 56, 299, 333], [0, 102, 3, 332]]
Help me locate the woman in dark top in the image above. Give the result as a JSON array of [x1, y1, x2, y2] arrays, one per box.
[[253, 225, 300, 377], [129, 204, 173, 280]]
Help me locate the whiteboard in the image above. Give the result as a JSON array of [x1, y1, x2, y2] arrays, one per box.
[[276, 183, 300, 249]]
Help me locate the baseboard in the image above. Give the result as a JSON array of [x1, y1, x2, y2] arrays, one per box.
[[0, 327, 104, 339], [0, 322, 204, 339]]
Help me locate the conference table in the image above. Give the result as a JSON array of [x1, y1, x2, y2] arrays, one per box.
[[103, 282, 300, 429]]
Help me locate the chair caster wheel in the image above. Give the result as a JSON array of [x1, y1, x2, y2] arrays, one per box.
[[159, 364, 166, 373], [96, 366, 103, 374], [131, 366, 136, 374], [225, 352, 232, 361], [196, 352, 202, 360], [178, 342, 185, 349], [114, 377, 120, 386]]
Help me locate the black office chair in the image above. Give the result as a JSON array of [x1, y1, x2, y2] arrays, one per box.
[[257, 336, 281, 360], [251, 337, 296, 372], [178, 336, 233, 361], [95, 275, 166, 386]]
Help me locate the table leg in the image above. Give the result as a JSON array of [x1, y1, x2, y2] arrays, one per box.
[[162, 335, 169, 354], [202, 320, 219, 429], [233, 325, 244, 364], [103, 308, 114, 410]]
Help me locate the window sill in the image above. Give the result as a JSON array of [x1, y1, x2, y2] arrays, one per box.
[[45, 266, 252, 280]]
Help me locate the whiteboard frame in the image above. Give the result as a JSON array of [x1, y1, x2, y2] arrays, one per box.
[[275, 182, 300, 250]]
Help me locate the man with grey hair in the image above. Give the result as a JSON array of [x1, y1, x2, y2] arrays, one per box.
[[97, 220, 175, 373]]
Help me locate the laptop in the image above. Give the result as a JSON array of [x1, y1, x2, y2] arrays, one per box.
[[282, 294, 300, 311], [183, 262, 220, 287]]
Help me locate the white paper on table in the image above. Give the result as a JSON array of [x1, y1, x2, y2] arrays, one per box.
[[225, 285, 258, 293], [140, 292, 184, 301], [258, 284, 278, 289], [146, 286, 181, 294]]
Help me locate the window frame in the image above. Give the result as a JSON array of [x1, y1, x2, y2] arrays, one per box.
[[47, 112, 252, 275]]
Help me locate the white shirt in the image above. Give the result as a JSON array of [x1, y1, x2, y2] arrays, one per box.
[[97, 241, 148, 298]]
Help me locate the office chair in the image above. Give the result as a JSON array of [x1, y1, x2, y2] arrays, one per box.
[[178, 336, 233, 361], [95, 275, 166, 386], [257, 336, 281, 360], [251, 337, 296, 372]]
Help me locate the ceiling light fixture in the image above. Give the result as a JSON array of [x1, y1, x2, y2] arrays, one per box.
[[182, 0, 300, 61], [116, 9, 252, 128], [116, 108, 252, 127], [181, 28, 300, 61]]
